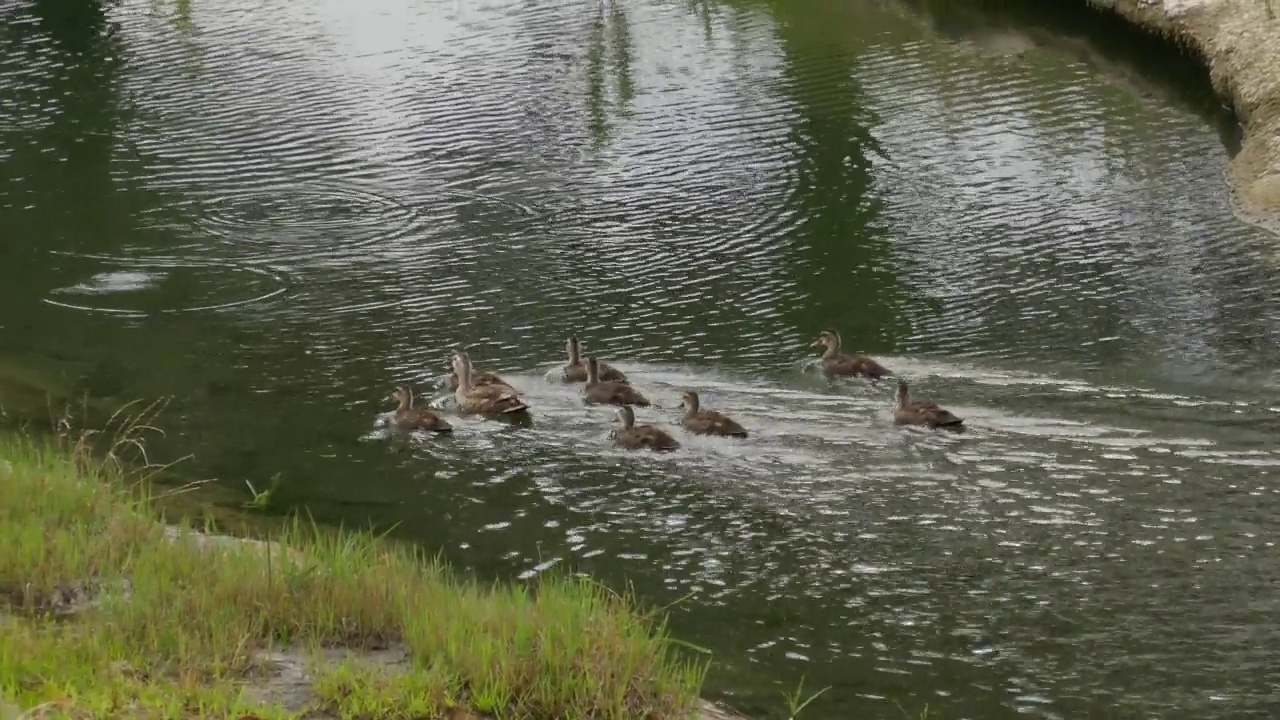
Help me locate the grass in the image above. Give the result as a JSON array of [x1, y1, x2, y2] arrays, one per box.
[[0, 420, 709, 719]]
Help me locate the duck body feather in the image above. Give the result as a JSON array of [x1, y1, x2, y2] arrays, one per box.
[[822, 353, 891, 379], [893, 379, 963, 430], [445, 370, 516, 393], [451, 352, 531, 418], [455, 383, 529, 417], [893, 403, 963, 429], [390, 387, 453, 433], [614, 424, 681, 451], [679, 391, 747, 437], [683, 409, 748, 438], [811, 329, 891, 379], [583, 355, 649, 406], [612, 405, 679, 451], [564, 361, 627, 384], [586, 379, 650, 406]]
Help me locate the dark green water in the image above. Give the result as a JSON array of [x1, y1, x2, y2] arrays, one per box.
[[3, 0, 1280, 717]]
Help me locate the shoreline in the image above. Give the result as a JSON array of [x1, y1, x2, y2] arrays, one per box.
[[0, 431, 746, 720], [1083, 0, 1280, 237]]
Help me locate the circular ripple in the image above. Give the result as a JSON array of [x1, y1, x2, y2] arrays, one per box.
[[42, 254, 289, 317], [190, 183, 543, 262], [195, 183, 429, 251]]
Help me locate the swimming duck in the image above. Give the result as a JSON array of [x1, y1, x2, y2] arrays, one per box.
[[893, 378, 963, 430], [612, 405, 680, 452], [443, 360, 515, 393], [811, 330, 891, 379], [680, 390, 747, 438], [452, 351, 531, 418], [562, 337, 627, 383], [584, 356, 650, 406], [389, 385, 453, 433]]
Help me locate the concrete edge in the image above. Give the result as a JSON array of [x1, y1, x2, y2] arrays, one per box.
[[1085, 0, 1280, 239]]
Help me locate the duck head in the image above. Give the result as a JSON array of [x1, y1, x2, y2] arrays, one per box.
[[895, 378, 910, 407], [392, 385, 414, 411], [680, 390, 700, 414], [811, 330, 841, 356]]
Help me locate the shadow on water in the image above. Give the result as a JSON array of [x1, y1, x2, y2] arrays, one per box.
[[899, 0, 1243, 153], [766, 0, 909, 354], [585, 0, 635, 146]]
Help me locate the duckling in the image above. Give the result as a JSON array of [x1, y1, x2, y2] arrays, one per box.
[[389, 385, 453, 433], [584, 357, 650, 406], [680, 390, 747, 438], [893, 378, 963, 430], [811, 329, 891, 379], [562, 336, 627, 383], [612, 405, 680, 452], [452, 351, 531, 418]]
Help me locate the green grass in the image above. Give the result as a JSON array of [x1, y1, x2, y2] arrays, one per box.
[[0, 429, 708, 719]]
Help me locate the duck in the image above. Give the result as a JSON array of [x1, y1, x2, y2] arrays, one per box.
[[584, 356, 650, 406], [451, 351, 531, 418], [811, 329, 891, 379], [893, 378, 963, 430], [443, 362, 515, 393], [562, 336, 627, 383], [679, 390, 747, 438], [389, 385, 453, 433], [612, 405, 680, 452]]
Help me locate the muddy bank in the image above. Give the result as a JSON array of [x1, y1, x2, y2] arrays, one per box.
[[1087, 0, 1280, 235]]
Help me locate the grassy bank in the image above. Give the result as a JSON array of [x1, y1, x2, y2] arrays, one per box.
[[0, 431, 708, 719]]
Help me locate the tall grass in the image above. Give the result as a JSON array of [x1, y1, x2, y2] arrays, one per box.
[[0, 429, 708, 718]]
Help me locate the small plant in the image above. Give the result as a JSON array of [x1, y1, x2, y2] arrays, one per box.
[[243, 472, 282, 511], [782, 676, 830, 719]]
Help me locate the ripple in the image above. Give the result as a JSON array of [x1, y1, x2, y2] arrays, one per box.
[[191, 183, 434, 259], [42, 254, 289, 316]]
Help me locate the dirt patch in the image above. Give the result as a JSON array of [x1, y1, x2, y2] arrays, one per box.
[[1089, 0, 1280, 238], [241, 644, 744, 720]]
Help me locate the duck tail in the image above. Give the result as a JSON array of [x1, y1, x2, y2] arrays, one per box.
[[501, 401, 531, 415]]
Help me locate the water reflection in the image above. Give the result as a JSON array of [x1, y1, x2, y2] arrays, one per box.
[[2, 0, 1279, 718]]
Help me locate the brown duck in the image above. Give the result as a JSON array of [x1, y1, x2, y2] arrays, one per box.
[[680, 390, 747, 438], [612, 405, 680, 452], [893, 378, 963, 430], [562, 337, 627, 383], [811, 330, 891, 379], [389, 385, 453, 433], [451, 351, 531, 418], [444, 362, 515, 393], [584, 357, 650, 406]]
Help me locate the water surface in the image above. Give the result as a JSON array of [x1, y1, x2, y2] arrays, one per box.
[[2, 0, 1279, 717]]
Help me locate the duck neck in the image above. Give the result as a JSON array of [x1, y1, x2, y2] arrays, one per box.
[[619, 411, 634, 430], [586, 361, 598, 384], [684, 396, 699, 416], [895, 386, 908, 409], [455, 359, 473, 393], [823, 338, 841, 360], [397, 392, 413, 413], [568, 341, 581, 365]]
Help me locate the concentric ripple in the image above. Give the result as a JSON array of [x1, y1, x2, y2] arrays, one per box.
[[42, 254, 288, 316]]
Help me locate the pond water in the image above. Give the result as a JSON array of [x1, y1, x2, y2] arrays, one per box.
[[3, 0, 1279, 717]]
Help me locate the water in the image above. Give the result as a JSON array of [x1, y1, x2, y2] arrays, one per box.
[[2, 0, 1279, 716]]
